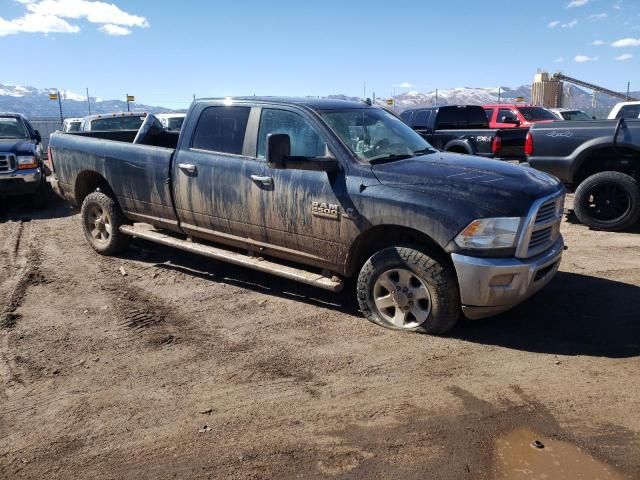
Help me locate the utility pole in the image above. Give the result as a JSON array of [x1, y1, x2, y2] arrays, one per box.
[[126, 93, 130, 112], [86, 87, 91, 115], [498, 87, 501, 105], [57, 90, 64, 125], [435, 89, 438, 106], [627, 82, 631, 101]]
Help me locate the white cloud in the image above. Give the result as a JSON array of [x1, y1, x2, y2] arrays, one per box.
[[613, 0, 622, 9], [554, 57, 564, 62], [611, 37, 640, 47], [589, 13, 608, 20], [591, 40, 604, 45], [393, 82, 413, 88], [575, 55, 599, 62], [548, 20, 560, 28], [0, 0, 148, 37], [561, 19, 578, 28], [567, 0, 589, 7], [615, 53, 633, 60], [100, 23, 130, 35]]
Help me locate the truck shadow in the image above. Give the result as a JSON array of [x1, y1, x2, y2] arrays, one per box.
[[452, 271, 640, 359], [126, 241, 638, 358], [0, 186, 76, 222]]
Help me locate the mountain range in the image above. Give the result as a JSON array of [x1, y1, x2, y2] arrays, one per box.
[[2, 82, 638, 119]]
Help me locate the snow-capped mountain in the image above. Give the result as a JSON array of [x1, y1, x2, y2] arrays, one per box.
[[0, 83, 170, 117]]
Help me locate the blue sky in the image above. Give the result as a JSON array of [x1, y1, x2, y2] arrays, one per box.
[[1, 0, 639, 108]]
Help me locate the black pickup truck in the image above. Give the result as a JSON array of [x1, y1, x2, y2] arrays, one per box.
[[0, 113, 47, 207], [400, 105, 528, 161], [49, 98, 565, 334], [526, 118, 640, 231]]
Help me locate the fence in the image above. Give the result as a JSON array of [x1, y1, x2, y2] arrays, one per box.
[[29, 118, 63, 155]]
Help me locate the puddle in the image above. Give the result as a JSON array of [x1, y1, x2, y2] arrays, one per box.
[[494, 427, 625, 479]]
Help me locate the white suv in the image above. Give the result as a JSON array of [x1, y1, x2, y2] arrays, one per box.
[[608, 101, 640, 119]]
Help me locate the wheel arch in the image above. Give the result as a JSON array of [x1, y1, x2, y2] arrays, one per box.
[[344, 225, 451, 277], [571, 144, 640, 186], [444, 139, 473, 154], [74, 170, 116, 207]]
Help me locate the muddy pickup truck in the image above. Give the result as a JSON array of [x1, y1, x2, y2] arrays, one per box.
[[526, 118, 640, 231], [49, 98, 565, 334]]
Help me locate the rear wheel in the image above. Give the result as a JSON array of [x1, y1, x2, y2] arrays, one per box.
[[357, 246, 460, 334], [81, 191, 131, 255], [574, 171, 640, 231]]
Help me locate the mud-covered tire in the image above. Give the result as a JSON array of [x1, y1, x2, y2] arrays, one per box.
[[574, 171, 640, 231], [80, 191, 131, 255], [357, 246, 460, 334]]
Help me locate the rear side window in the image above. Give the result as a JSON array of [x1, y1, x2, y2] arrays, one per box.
[[191, 106, 250, 154], [616, 105, 640, 119], [413, 110, 432, 128], [484, 108, 495, 122], [257, 109, 325, 158], [467, 107, 489, 128], [435, 107, 467, 129]]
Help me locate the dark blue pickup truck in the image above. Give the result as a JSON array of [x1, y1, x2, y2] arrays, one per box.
[[0, 113, 47, 207], [49, 98, 565, 334]]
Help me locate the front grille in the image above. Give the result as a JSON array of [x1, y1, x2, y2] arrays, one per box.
[[517, 193, 564, 258], [0, 153, 16, 173], [534, 261, 558, 282]]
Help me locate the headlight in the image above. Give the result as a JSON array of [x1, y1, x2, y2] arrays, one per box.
[[455, 217, 522, 250], [17, 155, 38, 170]]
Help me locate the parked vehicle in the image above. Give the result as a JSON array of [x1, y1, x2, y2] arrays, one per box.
[[484, 104, 557, 129], [548, 108, 594, 121], [526, 118, 640, 231], [80, 112, 147, 132], [49, 98, 565, 334], [0, 112, 47, 207], [62, 118, 83, 132], [156, 113, 186, 131], [400, 105, 528, 161], [607, 101, 640, 120]]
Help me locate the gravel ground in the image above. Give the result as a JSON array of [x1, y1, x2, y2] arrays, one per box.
[[1, 191, 639, 479]]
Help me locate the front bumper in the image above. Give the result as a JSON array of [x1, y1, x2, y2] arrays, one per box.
[[451, 237, 564, 320], [0, 168, 42, 197]]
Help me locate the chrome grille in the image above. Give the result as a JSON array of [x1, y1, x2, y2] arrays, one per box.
[[0, 153, 16, 173], [516, 192, 565, 259]]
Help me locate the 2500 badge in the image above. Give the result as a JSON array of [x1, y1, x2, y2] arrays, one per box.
[[312, 201, 340, 219]]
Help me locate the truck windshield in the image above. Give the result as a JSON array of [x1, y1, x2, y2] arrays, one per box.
[[516, 107, 557, 121], [320, 108, 433, 163], [0, 117, 28, 138], [90, 115, 146, 131]]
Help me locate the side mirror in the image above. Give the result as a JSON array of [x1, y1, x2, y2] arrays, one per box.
[[592, 116, 596, 120], [34, 130, 42, 143], [266, 133, 290, 168]]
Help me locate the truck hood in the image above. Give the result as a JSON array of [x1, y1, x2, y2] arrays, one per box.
[[370, 152, 562, 216], [0, 139, 36, 155]]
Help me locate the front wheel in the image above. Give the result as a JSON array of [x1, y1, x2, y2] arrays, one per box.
[[356, 246, 460, 334], [574, 171, 640, 231], [80, 191, 131, 255]]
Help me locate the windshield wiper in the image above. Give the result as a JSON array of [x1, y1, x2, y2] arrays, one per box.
[[412, 148, 436, 156], [368, 153, 415, 164]]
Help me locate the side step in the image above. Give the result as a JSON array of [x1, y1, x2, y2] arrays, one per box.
[[119, 224, 343, 292]]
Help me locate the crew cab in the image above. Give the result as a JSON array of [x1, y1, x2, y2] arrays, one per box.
[[80, 112, 147, 132], [526, 118, 640, 231], [484, 104, 557, 129], [0, 112, 47, 207], [49, 98, 565, 334], [400, 105, 528, 161]]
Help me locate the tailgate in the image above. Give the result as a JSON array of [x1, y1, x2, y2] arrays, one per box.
[[497, 127, 528, 160]]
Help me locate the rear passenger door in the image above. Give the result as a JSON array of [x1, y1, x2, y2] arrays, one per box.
[[172, 105, 270, 243]]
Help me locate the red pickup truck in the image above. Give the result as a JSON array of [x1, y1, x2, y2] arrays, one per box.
[[483, 104, 557, 129]]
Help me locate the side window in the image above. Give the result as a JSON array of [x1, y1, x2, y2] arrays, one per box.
[[435, 107, 466, 129], [467, 108, 489, 127], [616, 105, 640, 119], [257, 109, 325, 158], [484, 108, 495, 122], [191, 106, 251, 154], [413, 110, 432, 128], [498, 108, 518, 123], [399, 110, 413, 124]]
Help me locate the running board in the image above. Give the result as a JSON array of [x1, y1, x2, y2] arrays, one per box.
[[119, 224, 343, 292]]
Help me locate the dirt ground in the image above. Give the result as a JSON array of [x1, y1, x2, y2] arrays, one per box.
[[1, 190, 639, 479]]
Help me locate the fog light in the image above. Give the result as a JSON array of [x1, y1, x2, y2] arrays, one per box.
[[489, 274, 515, 287]]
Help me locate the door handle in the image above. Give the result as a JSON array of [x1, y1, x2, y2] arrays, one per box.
[[178, 163, 197, 174], [250, 174, 273, 186]]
